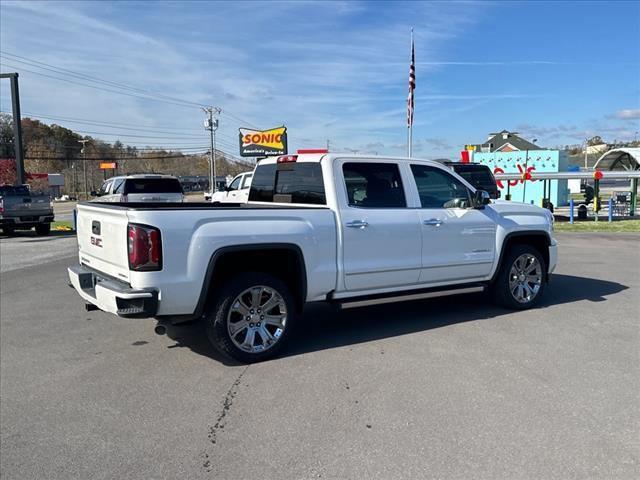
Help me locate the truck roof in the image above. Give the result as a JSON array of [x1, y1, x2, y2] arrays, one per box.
[[256, 153, 451, 167], [106, 174, 180, 181]]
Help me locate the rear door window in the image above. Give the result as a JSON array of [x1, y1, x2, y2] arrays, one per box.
[[124, 178, 183, 194], [248, 162, 325, 205], [342, 162, 406, 208]]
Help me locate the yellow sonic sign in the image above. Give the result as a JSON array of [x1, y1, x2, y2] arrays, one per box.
[[239, 126, 288, 157]]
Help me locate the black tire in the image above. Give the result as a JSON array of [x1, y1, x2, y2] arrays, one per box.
[[491, 244, 546, 310], [205, 272, 297, 363], [2, 226, 15, 236], [35, 223, 51, 236]]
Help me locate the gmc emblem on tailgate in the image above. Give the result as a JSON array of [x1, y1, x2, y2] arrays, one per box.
[[91, 236, 103, 248]]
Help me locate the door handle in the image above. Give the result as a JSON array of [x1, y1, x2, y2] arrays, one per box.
[[423, 218, 443, 227], [346, 220, 369, 229]]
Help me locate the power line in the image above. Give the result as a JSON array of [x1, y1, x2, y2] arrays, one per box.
[[1, 51, 261, 128], [1, 51, 207, 109], [0, 109, 242, 145], [0, 61, 212, 111], [1, 110, 205, 132]]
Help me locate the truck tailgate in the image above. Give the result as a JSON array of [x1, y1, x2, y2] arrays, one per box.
[[76, 203, 131, 282]]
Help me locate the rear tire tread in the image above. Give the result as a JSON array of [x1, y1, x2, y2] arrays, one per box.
[[205, 272, 297, 363]]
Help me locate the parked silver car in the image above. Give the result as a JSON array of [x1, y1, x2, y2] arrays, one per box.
[[92, 174, 184, 203]]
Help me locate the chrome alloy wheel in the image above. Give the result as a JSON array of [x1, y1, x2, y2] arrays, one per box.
[[508, 253, 543, 304], [227, 285, 287, 353]]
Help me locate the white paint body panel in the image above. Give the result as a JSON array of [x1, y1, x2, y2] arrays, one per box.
[[71, 154, 557, 318]]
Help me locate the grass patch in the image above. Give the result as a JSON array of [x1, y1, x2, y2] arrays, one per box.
[[51, 221, 73, 231], [554, 219, 640, 232]]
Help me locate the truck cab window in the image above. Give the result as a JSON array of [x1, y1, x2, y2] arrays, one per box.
[[411, 164, 471, 208], [248, 162, 325, 204], [343, 162, 406, 208]]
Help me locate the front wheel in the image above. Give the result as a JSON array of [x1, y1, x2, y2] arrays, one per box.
[[205, 272, 297, 363], [491, 245, 546, 310]]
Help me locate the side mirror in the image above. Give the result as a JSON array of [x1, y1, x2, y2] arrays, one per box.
[[90, 191, 98, 197], [473, 190, 491, 208]]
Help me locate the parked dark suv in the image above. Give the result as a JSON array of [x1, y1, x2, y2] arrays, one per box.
[[445, 162, 500, 199]]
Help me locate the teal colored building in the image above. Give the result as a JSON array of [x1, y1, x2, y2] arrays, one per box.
[[473, 150, 570, 206]]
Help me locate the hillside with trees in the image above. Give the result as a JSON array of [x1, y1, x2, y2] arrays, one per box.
[[0, 113, 251, 194]]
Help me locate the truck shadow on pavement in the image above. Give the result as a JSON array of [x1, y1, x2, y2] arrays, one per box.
[[164, 273, 627, 366], [0, 231, 75, 240]]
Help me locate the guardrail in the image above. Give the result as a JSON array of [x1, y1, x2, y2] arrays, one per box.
[[493, 170, 639, 217]]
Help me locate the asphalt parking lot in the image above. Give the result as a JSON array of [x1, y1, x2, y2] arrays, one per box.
[[1, 232, 638, 479]]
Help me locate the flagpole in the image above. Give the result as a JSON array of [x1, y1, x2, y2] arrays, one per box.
[[408, 28, 414, 157]]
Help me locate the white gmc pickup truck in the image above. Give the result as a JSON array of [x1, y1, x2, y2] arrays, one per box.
[[69, 153, 557, 362]]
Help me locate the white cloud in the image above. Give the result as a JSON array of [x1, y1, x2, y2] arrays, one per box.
[[612, 109, 640, 120]]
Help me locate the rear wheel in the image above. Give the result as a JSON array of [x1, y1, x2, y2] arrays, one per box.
[[491, 244, 546, 309], [35, 223, 51, 236], [205, 272, 297, 363], [2, 226, 15, 236]]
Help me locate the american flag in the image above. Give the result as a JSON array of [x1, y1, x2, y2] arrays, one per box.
[[407, 33, 415, 128]]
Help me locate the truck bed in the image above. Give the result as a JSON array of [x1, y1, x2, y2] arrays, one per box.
[[75, 201, 338, 313]]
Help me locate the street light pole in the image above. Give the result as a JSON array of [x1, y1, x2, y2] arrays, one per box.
[[203, 107, 221, 195]]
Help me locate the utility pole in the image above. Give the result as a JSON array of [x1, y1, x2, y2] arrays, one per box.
[[0, 73, 25, 185], [203, 107, 221, 194], [79, 139, 89, 199]]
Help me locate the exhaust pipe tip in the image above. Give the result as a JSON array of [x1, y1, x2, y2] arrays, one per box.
[[154, 324, 167, 336]]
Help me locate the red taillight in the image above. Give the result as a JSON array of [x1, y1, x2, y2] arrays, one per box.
[[0, 199, 4, 214], [277, 155, 298, 163], [128, 224, 162, 271]]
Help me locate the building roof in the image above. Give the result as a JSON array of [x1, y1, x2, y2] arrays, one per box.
[[473, 130, 542, 152]]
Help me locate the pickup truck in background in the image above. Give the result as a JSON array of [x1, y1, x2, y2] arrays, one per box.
[[206, 171, 253, 204], [68, 152, 557, 363], [0, 184, 54, 235], [445, 162, 500, 199]]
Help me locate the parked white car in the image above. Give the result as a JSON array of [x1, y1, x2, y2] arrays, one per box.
[[69, 152, 557, 363], [206, 171, 253, 203], [93, 174, 184, 203]]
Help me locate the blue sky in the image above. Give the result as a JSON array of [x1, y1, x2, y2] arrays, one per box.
[[1, 0, 639, 159]]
